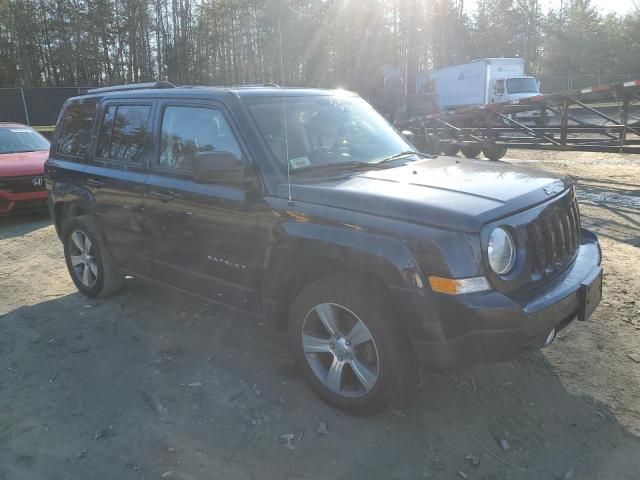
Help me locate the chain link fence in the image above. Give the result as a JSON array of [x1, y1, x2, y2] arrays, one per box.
[[538, 75, 640, 94], [0, 87, 89, 126], [2, 79, 640, 128]]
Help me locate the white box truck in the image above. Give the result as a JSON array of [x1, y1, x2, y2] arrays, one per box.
[[416, 58, 541, 110]]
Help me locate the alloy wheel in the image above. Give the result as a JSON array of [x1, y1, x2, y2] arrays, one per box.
[[301, 303, 379, 398], [68, 230, 98, 288]]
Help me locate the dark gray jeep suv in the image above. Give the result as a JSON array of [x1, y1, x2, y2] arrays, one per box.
[[45, 82, 602, 414]]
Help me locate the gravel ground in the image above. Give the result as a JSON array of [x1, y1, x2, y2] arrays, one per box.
[[1, 151, 639, 480]]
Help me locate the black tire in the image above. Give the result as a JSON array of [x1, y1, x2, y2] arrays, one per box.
[[441, 144, 460, 156], [534, 112, 550, 127], [62, 215, 124, 298], [424, 134, 441, 155], [460, 145, 482, 158], [482, 146, 508, 161], [413, 133, 428, 154], [289, 274, 409, 415]]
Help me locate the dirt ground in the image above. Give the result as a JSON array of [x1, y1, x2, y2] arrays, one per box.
[[1, 151, 639, 480]]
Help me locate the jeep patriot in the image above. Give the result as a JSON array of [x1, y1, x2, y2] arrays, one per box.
[[45, 82, 603, 414]]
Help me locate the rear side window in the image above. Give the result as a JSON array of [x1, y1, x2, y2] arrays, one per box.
[[159, 106, 241, 171], [96, 105, 151, 163], [56, 99, 98, 158]]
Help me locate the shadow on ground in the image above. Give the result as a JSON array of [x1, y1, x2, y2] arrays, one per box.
[[0, 212, 51, 240], [1, 279, 639, 480]]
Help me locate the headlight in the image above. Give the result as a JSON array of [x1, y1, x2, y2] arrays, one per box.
[[488, 227, 516, 275]]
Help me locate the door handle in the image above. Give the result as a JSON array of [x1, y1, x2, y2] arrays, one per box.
[[149, 190, 179, 203], [87, 178, 104, 188]]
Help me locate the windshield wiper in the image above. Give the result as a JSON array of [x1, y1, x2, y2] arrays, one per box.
[[376, 150, 432, 164], [0, 149, 39, 155], [292, 160, 388, 174], [291, 152, 432, 175]]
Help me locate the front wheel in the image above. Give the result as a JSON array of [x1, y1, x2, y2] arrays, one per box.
[[460, 145, 483, 158], [62, 215, 124, 298], [289, 275, 409, 415]]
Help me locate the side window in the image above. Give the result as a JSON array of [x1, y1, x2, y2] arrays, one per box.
[[96, 106, 116, 158], [159, 106, 242, 171], [56, 99, 98, 158], [495, 79, 505, 95], [96, 105, 150, 163]]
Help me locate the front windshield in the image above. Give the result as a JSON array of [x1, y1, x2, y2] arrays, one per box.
[[0, 127, 50, 154], [506, 77, 539, 94], [245, 94, 413, 173]]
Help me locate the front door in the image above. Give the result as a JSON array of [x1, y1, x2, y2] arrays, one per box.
[[144, 101, 263, 312]]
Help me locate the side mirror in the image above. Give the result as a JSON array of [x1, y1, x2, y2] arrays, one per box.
[[193, 151, 247, 184], [401, 130, 416, 143]]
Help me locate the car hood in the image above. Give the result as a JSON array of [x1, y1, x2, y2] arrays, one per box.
[[282, 156, 571, 232], [0, 150, 49, 177]]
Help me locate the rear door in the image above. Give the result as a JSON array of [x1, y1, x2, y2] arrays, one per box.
[[45, 97, 98, 210], [144, 100, 263, 311], [84, 99, 154, 275]]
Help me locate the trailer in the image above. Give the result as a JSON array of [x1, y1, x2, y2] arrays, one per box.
[[398, 79, 640, 160], [416, 58, 541, 110]]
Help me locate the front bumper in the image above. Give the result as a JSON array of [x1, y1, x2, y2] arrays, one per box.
[[390, 229, 602, 371], [0, 189, 48, 215]]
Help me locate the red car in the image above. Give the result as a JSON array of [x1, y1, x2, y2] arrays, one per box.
[[0, 123, 51, 215]]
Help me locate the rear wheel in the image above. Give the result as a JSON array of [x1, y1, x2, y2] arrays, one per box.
[[63, 215, 124, 298], [482, 146, 508, 161], [534, 116, 547, 127], [289, 275, 408, 415], [441, 144, 460, 156], [460, 145, 482, 158]]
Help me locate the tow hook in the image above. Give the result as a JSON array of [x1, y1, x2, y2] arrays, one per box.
[[543, 328, 557, 347]]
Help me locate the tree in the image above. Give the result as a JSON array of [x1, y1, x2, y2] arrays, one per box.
[[0, 0, 636, 90]]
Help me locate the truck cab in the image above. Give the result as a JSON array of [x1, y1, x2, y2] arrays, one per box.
[[491, 75, 540, 103]]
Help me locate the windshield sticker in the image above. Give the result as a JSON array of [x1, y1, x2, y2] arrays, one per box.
[[289, 156, 311, 169]]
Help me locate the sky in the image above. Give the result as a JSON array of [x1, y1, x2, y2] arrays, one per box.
[[465, 0, 637, 15], [579, 0, 636, 13]]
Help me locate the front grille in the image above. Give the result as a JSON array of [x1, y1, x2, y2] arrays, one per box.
[[527, 199, 581, 277], [0, 175, 45, 193]]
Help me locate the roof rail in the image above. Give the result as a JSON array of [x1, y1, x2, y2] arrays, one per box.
[[227, 83, 280, 88], [87, 81, 176, 94]]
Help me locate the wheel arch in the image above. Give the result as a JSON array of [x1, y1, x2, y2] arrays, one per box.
[[50, 184, 97, 239], [261, 223, 423, 332], [54, 201, 92, 239]]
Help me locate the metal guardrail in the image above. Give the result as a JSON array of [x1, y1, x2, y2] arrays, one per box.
[[538, 75, 640, 94]]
